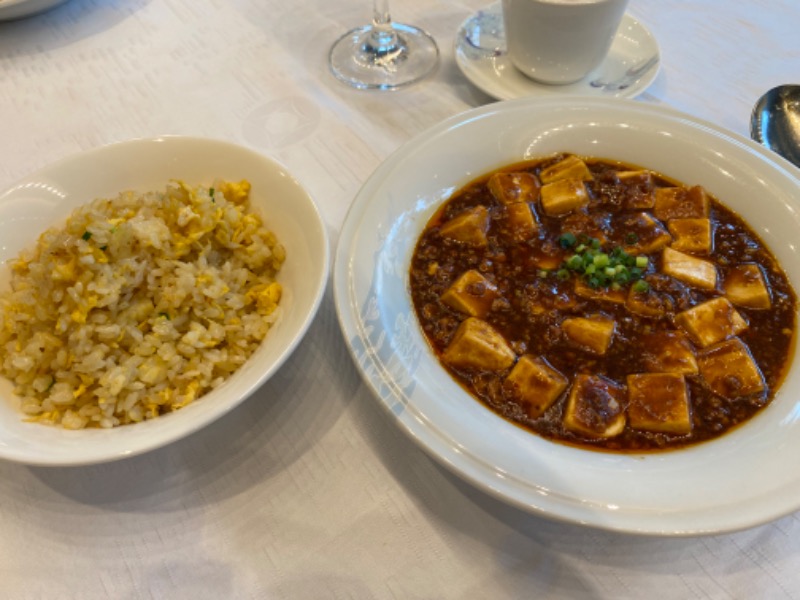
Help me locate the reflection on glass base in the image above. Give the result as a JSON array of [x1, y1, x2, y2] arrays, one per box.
[[329, 23, 439, 91]]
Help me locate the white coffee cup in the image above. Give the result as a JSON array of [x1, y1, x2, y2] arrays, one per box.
[[501, 0, 630, 85]]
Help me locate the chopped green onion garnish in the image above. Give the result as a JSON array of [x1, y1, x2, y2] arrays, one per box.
[[554, 232, 650, 291], [558, 232, 576, 248], [82, 231, 92, 241], [566, 255, 583, 270], [625, 233, 639, 245], [158, 312, 171, 320], [632, 279, 650, 293]]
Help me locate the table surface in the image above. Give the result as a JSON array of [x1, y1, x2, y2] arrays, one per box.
[[2, 0, 800, 598]]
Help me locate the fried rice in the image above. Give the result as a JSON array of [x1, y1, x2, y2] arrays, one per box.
[[0, 179, 285, 429]]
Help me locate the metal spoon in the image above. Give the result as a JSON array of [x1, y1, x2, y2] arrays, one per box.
[[750, 84, 800, 168]]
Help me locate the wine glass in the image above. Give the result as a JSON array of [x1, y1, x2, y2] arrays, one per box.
[[329, 0, 439, 90]]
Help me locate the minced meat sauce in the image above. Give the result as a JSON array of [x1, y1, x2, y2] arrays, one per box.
[[409, 154, 796, 452]]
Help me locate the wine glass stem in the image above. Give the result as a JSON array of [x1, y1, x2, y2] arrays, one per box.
[[367, 0, 400, 55]]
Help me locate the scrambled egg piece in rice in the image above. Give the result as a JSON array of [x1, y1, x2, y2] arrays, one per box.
[[0, 179, 285, 429]]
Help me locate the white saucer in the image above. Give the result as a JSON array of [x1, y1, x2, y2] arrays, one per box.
[[455, 3, 660, 100]]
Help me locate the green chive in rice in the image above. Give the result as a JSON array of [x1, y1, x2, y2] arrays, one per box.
[[0, 179, 285, 429]]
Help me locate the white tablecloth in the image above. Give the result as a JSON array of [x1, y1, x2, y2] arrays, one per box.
[[1, 0, 799, 597]]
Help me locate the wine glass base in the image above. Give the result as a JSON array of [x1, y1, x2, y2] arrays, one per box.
[[329, 23, 439, 91]]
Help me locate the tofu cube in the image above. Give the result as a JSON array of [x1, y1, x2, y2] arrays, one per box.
[[724, 264, 772, 309], [654, 185, 710, 220], [441, 270, 500, 318], [661, 247, 717, 290], [439, 206, 490, 247], [625, 285, 669, 319], [640, 331, 699, 374], [627, 373, 692, 435], [540, 178, 590, 216], [563, 374, 626, 439], [502, 202, 538, 242], [698, 338, 765, 399], [562, 315, 615, 355], [539, 156, 593, 183], [617, 170, 656, 209], [675, 296, 748, 348], [487, 172, 541, 205], [619, 212, 672, 255], [504, 355, 569, 418], [667, 218, 712, 254], [442, 317, 516, 371], [574, 278, 627, 305], [654, 188, 681, 218]]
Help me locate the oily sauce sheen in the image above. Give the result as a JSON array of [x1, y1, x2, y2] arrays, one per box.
[[409, 154, 797, 452]]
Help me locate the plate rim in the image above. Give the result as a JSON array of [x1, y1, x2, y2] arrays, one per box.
[[0, 0, 69, 21]]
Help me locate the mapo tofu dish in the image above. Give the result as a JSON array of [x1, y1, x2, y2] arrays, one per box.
[[409, 154, 797, 451]]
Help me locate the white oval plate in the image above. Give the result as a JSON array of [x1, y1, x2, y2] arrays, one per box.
[[455, 3, 660, 100], [0, 0, 69, 20], [0, 136, 329, 465], [334, 96, 800, 536]]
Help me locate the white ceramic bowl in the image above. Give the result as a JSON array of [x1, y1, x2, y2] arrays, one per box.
[[0, 136, 329, 466], [334, 96, 800, 536]]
